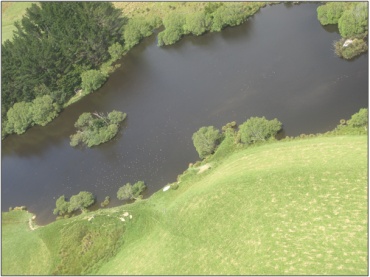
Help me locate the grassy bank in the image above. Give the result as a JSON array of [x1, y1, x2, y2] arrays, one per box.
[[2, 134, 367, 275]]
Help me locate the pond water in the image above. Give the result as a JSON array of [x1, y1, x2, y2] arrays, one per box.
[[2, 3, 368, 224]]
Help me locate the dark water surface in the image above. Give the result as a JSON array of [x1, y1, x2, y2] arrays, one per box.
[[2, 3, 368, 224]]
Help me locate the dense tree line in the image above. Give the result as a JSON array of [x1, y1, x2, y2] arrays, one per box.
[[2, 2, 125, 137], [158, 2, 265, 46], [2, 2, 266, 138]]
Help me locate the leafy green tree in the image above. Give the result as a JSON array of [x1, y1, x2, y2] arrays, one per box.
[[68, 191, 95, 213], [132, 181, 147, 198], [338, 2, 368, 38], [211, 3, 251, 32], [317, 2, 348, 25], [53, 195, 70, 216], [6, 101, 33, 135], [192, 126, 222, 159], [157, 13, 186, 46], [347, 108, 368, 127], [31, 95, 60, 126], [184, 12, 211, 36], [108, 110, 127, 124], [81, 70, 107, 94], [117, 181, 146, 200], [108, 42, 125, 62], [238, 116, 282, 144], [123, 16, 160, 49]]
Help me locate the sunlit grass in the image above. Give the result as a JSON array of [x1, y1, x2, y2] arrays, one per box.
[[1, 2, 36, 43], [97, 135, 367, 275]]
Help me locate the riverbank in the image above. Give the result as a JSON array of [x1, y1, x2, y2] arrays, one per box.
[[2, 132, 367, 275]]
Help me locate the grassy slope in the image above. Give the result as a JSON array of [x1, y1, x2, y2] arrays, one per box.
[[2, 135, 367, 275], [97, 135, 367, 275]]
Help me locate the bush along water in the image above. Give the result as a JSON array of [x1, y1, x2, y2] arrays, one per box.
[[317, 2, 368, 59]]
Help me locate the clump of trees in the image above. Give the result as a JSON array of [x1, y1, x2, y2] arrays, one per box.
[[53, 191, 95, 216], [238, 117, 282, 144], [192, 116, 282, 159], [70, 110, 127, 147], [157, 2, 265, 46], [2, 2, 125, 138], [3, 95, 60, 136], [317, 2, 368, 59], [117, 181, 147, 200]]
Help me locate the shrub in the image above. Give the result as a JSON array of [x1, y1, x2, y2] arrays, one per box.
[[347, 108, 368, 127], [238, 116, 282, 144], [53, 195, 70, 216], [192, 126, 222, 159], [184, 12, 211, 36], [117, 182, 146, 201], [81, 70, 107, 94], [100, 196, 111, 208], [6, 101, 33, 135], [70, 111, 126, 147], [31, 95, 59, 126], [317, 2, 348, 25], [338, 2, 368, 38], [67, 191, 95, 213], [157, 13, 186, 46], [108, 43, 125, 62], [334, 38, 368, 59]]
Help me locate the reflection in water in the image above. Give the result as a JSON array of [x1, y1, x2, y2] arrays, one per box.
[[1, 3, 368, 225]]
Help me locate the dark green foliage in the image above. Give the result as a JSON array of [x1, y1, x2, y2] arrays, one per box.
[[117, 181, 146, 200], [67, 191, 95, 213], [317, 2, 348, 25], [192, 126, 222, 159], [70, 110, 126, 147], [347, 108, 368, 127], [53, 195, 70, 216], [81, 70, 107, 94], [338, 2, 368, 38], [2, 2, 125, 127], [238, 116, 282, 144]]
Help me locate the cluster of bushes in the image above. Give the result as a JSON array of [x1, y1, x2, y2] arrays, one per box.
[[70, 110, 127, 147], [317, 2, 368, 59], [53, 191, 95, 217], [3, 95, 60, 137], [331, 108, 368, 135], [117, 181, 147, 201], [192, 116, 282, 159], [157, 2, 265, 46]]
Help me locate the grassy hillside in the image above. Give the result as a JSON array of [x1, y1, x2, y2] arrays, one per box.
[[2, 135, 367, 275]]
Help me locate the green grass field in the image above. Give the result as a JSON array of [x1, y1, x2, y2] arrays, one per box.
[[1, 2, 36, 43], [2, 135, 367, 275]]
